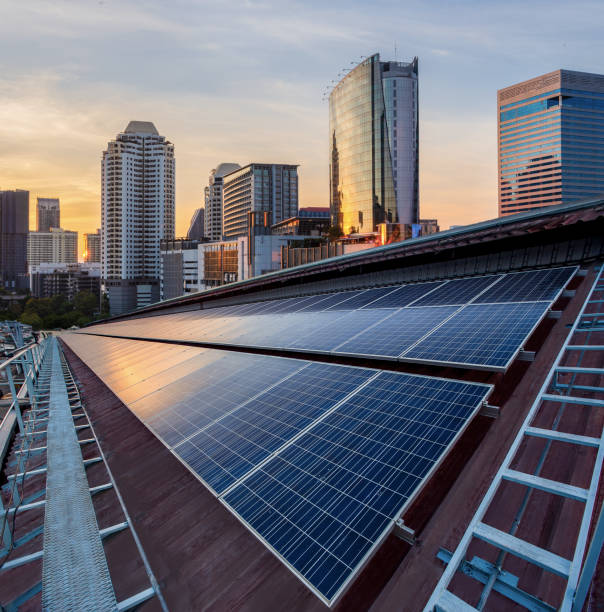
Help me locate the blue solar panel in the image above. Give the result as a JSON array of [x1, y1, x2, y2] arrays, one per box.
[[224, 372, 490, 603], [411, 275, 502, 306], [402, 302, 549, 368], [324, 286, 399, 310], [296, 290, 368, 311], [174, 363, 375, 493], [335, 306, 458, 358], [286, 309, 396, 352], [473, 266, 576, 303], [360, 281, 443, 309], [140, 353, 306, 446]]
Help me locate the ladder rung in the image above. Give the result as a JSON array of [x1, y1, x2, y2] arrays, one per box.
[[0, 549, 43, 571], [435, 590, 477, 612], [473, 522, 571, 578], [566, 345, 604, 351], [503, 469, 588, 501], [116, 587, 156, 611], [99, 521, 128, 539], [542, 394, 604, 407], [525, 426, 600, 447], [556, 366, 604, 375]]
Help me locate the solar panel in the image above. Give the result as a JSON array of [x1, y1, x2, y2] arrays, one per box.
[[402, 301, 549, 369], [286, 309, 397, 352], [411, 275, 502, 306], [173, 363, 375, 493], [223, 372, 491, 603], [334, 306, 458, 358], [324, 286, 399, 310], [473, 266, 576, 303], [360, 281, 443, 308]]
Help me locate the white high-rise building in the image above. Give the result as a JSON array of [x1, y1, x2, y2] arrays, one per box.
[[204, 163, 240, 241], [101, 121, 175, 315]]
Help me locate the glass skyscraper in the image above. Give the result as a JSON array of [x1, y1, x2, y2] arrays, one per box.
[[498, 69, 604, 216], [329, 54, 418, 234]]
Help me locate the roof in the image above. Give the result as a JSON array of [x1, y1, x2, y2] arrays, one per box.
[[124, 121, 158, 135], [95, 197, 604, 323]]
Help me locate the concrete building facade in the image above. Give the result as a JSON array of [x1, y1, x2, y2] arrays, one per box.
[[101, 121, 175, 314], [0, 189, 29, 290], [222, 163, 299, 239], [36, 197, 60, 231], [204, 163, 240, 242], [329, 54, 419, 234], [84, 230, 101, 263], [498, 69, 604, 216], [29, 262, 101, 300], [160, 238, 201, 300], [186, 208, 205, 241], [28, 228, 78, 266]]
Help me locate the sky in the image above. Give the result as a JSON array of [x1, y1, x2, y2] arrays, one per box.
[[1, 0, 603, 258]]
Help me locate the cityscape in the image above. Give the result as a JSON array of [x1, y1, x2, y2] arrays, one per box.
[[0, 2, 603, 611]]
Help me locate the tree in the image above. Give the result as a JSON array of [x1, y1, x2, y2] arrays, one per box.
[[327, 225, 344, 242], [19, 312, 42, 329], [73, 291, 97, 317]]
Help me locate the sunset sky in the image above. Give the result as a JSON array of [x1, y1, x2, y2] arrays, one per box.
[[1, 0, 602, 257]]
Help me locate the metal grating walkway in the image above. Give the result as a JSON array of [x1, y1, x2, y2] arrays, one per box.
[[41, 337, 117, 611]]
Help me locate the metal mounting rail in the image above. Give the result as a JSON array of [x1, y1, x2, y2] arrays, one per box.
[[424, 265, 604, 612]]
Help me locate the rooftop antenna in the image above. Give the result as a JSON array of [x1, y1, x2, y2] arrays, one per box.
[[394, 41, 397, 61]]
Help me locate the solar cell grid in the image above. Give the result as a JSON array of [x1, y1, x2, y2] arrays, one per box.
[[411, 275, 502, 306], [296, 290, 367, 311], [474, 266, 576, 303], [174, 363, 375, 493], [286, 309, 397, 352], [324, 286, 398, 310], [359, 281, 442, 309], [403, 301, 549, 368], [335, 306, 458, 358], [224, 372, 490, 602]]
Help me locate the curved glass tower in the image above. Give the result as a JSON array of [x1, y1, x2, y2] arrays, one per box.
[[329, 54, 418, 234]]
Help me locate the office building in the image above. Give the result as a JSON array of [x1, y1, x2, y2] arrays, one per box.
[[271, 207, 331, 237], [0, 189, 29, 290], [498, 69, 604, 216], [186, 208, 205, 241], [420, 219, 440, 236], [102, 121, 175, 315], [84, 230, 101, 263], [204, 163, 240, 241], [29, 262, 101, 300], [160, 238, 201, 300], [36, 197, 60, 231], [222, 163, 299, 239], [28, 228, 78, 266], [329, 54, 419, 234]]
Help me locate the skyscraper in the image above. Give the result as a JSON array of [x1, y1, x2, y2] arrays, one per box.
[[0, 189, 29, 290], [102, 121, 175, 315], [36, 197, 60, 231], [186, 208, 205, 240], [222, 163, 298, 239], [84, 229, 101, 263], [498, 69, 604, 216], [204, 163, 240, 241], [329, 54, 419, 234], [28, 228, 78, 265]]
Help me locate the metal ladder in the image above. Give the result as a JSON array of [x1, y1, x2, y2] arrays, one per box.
[[424, 265, 604, 612]]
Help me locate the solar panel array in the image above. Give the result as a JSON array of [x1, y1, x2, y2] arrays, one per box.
[[63, 334, 491, 603], [65, 265, 577, 603], [86, 266, 576, 371]]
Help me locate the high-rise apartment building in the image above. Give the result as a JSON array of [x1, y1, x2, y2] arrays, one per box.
[[204, 163, 240, 241], [28, 228, 78, 266], [84, 229, 101, 263], [186, 208, 205, 241], [36, 197, 60, 231], [0, 189, 29, 290], [498, 69, 604, 216], [102, 121, 175, 315], [222, 164, 298, 239], [330, 54, 419, 234]]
